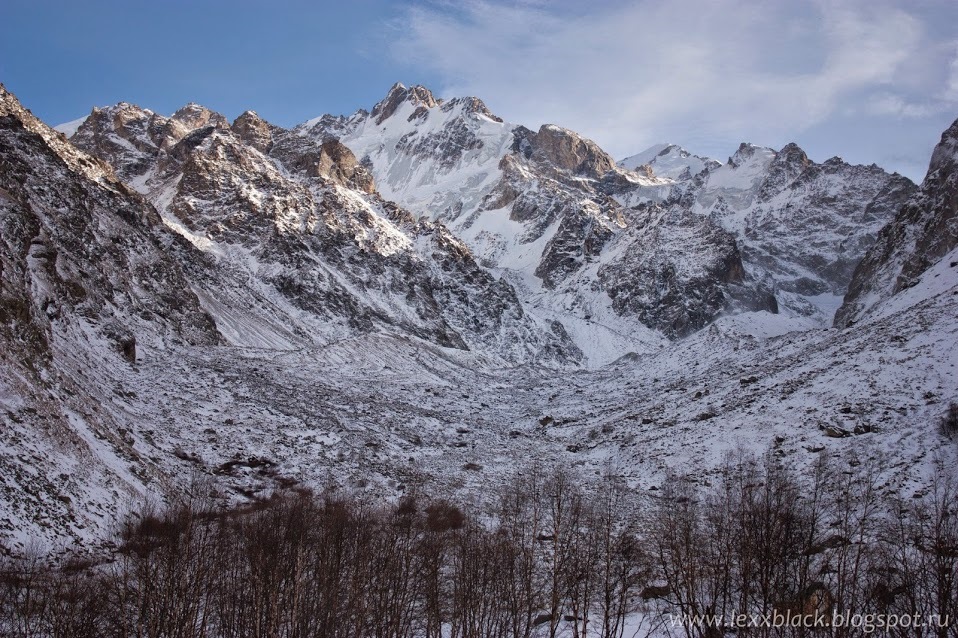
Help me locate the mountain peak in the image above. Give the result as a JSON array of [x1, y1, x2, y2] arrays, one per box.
[[619, 143, 719, 180], [170, 102, 228, 131], [778, 142, 810, 164], [927, 117, 958, 181], [93, 101, 153, 119], [728, 142, 773, 168], [441, 96, 502, 122], [231, 110, 274, 153], [371, 82, 439, 125], [529, 124, 616, 177]]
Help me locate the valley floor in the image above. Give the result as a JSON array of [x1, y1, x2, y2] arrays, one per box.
[[2, 252, 957, 555]]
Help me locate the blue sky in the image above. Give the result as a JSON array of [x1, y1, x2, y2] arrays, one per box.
[[3, 0, 957, 182]]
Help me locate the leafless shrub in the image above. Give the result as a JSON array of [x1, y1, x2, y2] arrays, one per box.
[[1, 454, 955, 637]]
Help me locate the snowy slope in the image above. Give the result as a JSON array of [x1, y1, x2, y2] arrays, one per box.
[[53, 115, 88, 137], [618, 142, 719, 180]]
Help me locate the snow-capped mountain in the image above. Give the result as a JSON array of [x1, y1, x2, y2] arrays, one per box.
[[67, 99, 579, 364], [298, 83, 914, 336], [681, 143, 917, 323], [297, 84, 778, 349], [1, 80, 956, 555], [618, 142, 720, 180]]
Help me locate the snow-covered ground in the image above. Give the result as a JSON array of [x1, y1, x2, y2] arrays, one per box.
[[4, 252, 955, 553]]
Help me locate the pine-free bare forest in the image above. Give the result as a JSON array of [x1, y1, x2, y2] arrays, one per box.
[[2, 449, 955, 638]]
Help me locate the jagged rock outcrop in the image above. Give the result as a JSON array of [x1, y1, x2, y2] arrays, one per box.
[[231, 110, 274, 154], [527, 124, 616, 178], [835, 117, 958, 326], [171, 102, 230, 131], [372, 82, 439, 125], [309, 138, 376, 193]]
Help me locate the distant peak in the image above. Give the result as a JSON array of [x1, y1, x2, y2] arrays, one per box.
[[927, 116, 958, 178], [728, 142, 771, 168], [371, 82, 439, 124], [95, 101, 153, 117], [233, 109, 267, 125], [172, 102, 213, 116], [441, 96, 502, 122], [618, 142, 718, 180], [231, 110, 274, 153], [778, 141, 808, 158], [170, 102, 229, 131]]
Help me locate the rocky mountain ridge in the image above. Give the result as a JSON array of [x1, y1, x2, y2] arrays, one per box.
[[67, 96, 580, 364], [1, 83, 223, 546], [836, 119, 958, 326], [1, 82, 955, 553], [297, 83, 915, 339]]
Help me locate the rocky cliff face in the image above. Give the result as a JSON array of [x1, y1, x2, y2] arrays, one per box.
[[679, 142, 917, 322], [0, 84, 224, 546], [835, 118, 958, 327], [0, 85, 221, 357]]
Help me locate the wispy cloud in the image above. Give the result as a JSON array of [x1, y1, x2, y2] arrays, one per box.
[[391, 0, 958, 177]]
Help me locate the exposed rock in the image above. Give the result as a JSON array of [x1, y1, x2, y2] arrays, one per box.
[[598, 206, 776, 337], [230, 110, 274, 154], [170, 102, 229, 131], [310, 139, 375, 193], [528, 124, 616, 178], [836, 117, 958, 326], [821, 424, 851, 438], [371, 82, 439, 125]]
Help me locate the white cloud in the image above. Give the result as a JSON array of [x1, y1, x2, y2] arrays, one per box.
[[867, 93, 947, 119], [944, 42, 958, 102], [391, 0, 957, 167]]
